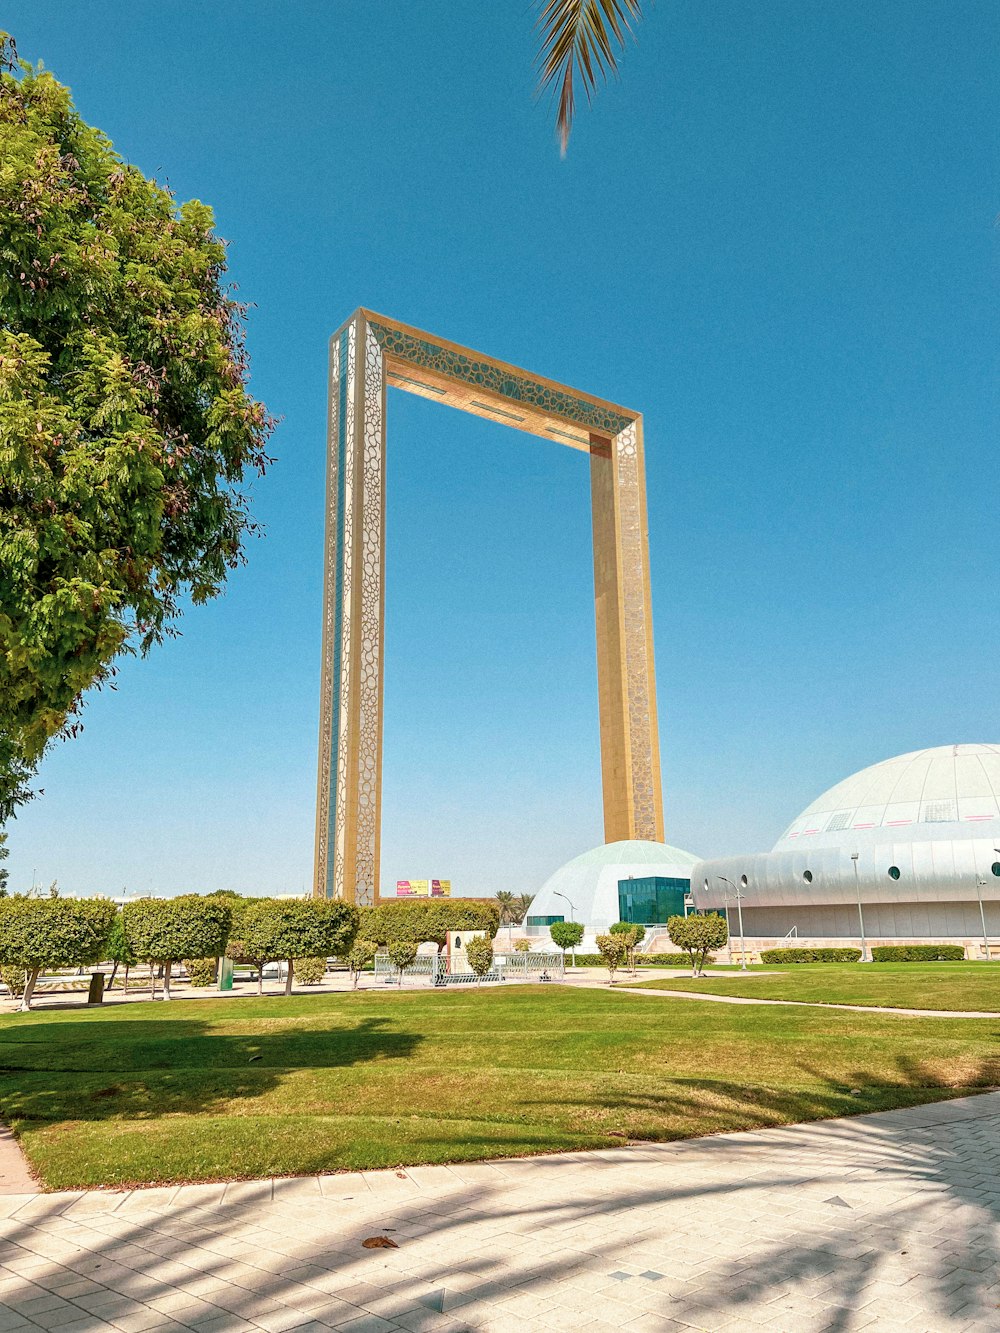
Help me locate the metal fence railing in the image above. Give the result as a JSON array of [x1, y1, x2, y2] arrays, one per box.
[[373, 950, 565, 986]]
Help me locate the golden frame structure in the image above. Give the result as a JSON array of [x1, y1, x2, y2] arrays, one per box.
[[314, 309, 663, 902]]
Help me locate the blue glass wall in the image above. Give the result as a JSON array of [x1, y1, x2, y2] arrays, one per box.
[[617, 877, 690, 924]]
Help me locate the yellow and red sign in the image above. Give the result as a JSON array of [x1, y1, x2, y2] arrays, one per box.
[[395, 879, 451, 898]]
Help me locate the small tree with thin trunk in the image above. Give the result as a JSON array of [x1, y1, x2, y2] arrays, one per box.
[[0, 895, 115, 1010], [122, 896, 231, 1000], [104, 913, 137, 990], [610, 921, 645, 973], [387, 940, 418, 986], [595, 932, 625, 985], [667, 913, 728, 977], [465, 936, 494, 985], [347, 940, 376, 989], [549, 920, 584, 966]]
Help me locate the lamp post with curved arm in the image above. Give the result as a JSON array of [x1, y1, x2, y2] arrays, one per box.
[[552, 892, 577, 967], [717, 876, 747, 970]]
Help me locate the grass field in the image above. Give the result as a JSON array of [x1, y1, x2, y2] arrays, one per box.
[[2, 985, 999, 1191], [635, 961, 1000, 1010]]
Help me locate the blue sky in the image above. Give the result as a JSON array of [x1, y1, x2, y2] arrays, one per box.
[[5, 1, 999, 897]]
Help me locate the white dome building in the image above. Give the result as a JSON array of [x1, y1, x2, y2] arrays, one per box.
[[526, 839, 701, 947], [691, 744, 1000, 952]]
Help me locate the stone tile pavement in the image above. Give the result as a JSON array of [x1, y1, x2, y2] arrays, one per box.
[[4, 1093, 1000, 1333]]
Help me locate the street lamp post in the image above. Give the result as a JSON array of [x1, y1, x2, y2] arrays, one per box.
[[851, 853, 868, 962], [717, 877, 747, 970], [553, 891, 577, 967], [975, 876, 989, 960]]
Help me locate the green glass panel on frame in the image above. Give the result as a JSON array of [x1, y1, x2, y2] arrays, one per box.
[[618, 877, 690, 925], [527, 915, 565, 927]]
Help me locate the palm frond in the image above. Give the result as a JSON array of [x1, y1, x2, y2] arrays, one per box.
[[535, 0, 645, 154]]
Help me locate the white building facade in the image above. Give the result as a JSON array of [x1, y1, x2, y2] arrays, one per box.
[[691, 744, 1000, 951]]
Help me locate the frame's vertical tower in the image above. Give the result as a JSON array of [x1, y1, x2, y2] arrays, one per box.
[[590, 423, 664, 844], [314, 312, 386, 905], [314, 309, 663, 901]]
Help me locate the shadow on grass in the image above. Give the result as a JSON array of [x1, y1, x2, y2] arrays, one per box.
[[0, 1014, 423, 1124]]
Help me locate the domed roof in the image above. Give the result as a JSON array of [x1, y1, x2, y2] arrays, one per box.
[[774, 744, 1000, 850], [529, 838, 700, 932], [558, 839, 700, 870]]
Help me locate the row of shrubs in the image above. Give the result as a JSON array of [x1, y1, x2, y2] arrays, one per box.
[[760, 948, 863, 963], [870, 945, 966, 961], [572, 952, 717, 967], [760, 944, 968, 963]]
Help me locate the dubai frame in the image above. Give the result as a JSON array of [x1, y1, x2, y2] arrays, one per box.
[[314, 309, 664, 902]]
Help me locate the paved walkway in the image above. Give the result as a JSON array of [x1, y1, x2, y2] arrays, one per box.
[[607, 984, 1000, 1019], [3, 1094, 1000, 1333]]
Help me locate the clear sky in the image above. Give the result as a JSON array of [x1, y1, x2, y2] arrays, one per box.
[[5, 1, 999, 898]]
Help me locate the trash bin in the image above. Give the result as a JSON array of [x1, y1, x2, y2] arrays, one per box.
[[88, 972, 105, 1005], [217, 956, 234, 991]]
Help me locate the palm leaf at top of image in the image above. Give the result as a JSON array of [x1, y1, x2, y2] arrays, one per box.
[[535, 0, 646, 153]]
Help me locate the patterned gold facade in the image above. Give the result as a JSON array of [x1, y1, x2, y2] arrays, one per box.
[[314, 310, 664, 902]]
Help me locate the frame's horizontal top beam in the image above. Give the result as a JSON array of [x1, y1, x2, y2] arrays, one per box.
[[337, 308, 638, 447]]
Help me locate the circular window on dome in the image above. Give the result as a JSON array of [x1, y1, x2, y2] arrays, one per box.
[[887, 866, 901, 880], [992, 863, 1000, 878], [803, 870, 813, 883], [704, 878, 709, 891], [740, 874, 748, 888]]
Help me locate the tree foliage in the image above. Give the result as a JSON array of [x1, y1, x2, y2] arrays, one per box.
[[291, 956, 326, 985], [0, 893, 115, 1008], [360, 899, 499, 951], [228, 897, 357, 995], [347, 939, 376, 989], [386, 940, 418, 983], [549, 920, 584, 955], [595, 932, 625, 983], [610, 920, 645, 971], [535, 0, 645, 153], [122, 895, 231, 999], [464, 935, 494, 983], [104, 912, 136, 989], [667, 913, 729, 977], [0, 39, 273, 816], [184, 957, 218, 987]]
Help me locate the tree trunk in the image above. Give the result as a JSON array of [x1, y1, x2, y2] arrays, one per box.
[[20, 967, 40, 1012], [162, 961, 172, 1000], [108, 960, 119, 990], [284, 960, 293, 996], [150, 963, 156, 1000], [257, 962, 264, 996], [123, 963, 130, 993]]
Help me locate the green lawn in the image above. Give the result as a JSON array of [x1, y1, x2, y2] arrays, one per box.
[[634, 961, 1000, 1011], [2, 985, 999, 1190]]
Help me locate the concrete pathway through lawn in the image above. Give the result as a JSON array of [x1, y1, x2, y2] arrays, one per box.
[[603, 983, 1000, 1019], [4, 1093, 1000, 1333]]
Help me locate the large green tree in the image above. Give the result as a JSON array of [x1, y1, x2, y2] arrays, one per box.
[[228, 897, 358, 995], [0, 35, 273, 817], [360, 899, 500, 952], [122, 895, 232, 1000], [0, 893, 115, 1009]]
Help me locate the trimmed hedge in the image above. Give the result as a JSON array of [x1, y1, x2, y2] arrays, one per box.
[[184, 957, 218, 987], [871, 945, 966, 962], [571, 953, 716, 967], [292, 956, 327, 984], [759, 948, 862, 963]]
